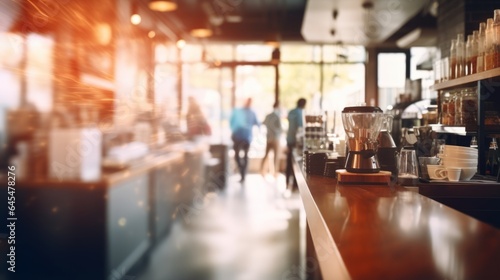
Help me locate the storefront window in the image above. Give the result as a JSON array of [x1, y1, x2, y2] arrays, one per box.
[[378, 53, 406, 111], [236, 45, 273, 61], [281, 44, 321, 62]]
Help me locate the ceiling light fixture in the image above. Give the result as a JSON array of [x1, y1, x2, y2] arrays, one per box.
[[176, 39, 186, 48], [148, 0, 177, 12], [190, 20, 213, 38], [190, 27, 213, 38], [130, 1, 141, 25]]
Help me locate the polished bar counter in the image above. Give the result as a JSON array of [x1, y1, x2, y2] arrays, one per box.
[[293, 158, 500, 280]]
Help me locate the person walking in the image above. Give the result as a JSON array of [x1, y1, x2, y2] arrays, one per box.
[[260, 102, 282, 176], [286, 98, 306, 187], [230, 97, 260, 182]]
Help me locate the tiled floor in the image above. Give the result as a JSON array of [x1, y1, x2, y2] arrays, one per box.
[[136, 172, 305, 280]]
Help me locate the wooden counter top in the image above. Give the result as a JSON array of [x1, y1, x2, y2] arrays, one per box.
[[294, 159, 500, 280]]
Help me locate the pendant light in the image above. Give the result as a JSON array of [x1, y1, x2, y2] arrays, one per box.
[[130, 1, 141, 25], [190, 20, 213, 38], [148, 0, 177, 12]]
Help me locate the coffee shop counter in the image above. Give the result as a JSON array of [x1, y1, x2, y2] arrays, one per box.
[[1, 140, 209, 280], [293, 158, 500, 280]]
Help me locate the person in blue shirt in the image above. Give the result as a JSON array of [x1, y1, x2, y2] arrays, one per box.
[[230, 97, 260, 182], [286, 98, 306, 187]]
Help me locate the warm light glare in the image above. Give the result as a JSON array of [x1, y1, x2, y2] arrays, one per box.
[[149, 0, 177, 12], [265, 40, 280, 48], [190, 28, 213, 38], [148, 31, 156, 38], [131, 14, 142, 25], [176, 39, 186, 48], [95, 23, 112, 45]]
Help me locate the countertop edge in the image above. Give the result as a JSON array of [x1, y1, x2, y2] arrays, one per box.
[[293, 157, 352, 280]]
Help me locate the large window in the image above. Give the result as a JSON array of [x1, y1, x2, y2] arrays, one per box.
[[378, 53, 407, 111], [176, 43, 366, 149], [0, 33, 54, 112]]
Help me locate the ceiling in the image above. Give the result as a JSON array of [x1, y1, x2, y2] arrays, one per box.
[[147, 0, 438, 47]]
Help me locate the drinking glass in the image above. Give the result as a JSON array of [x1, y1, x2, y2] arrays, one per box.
[[398, 149, 419, 185]]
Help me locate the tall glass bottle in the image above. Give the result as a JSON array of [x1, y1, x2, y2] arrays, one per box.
[[466, 34, 473, 75], [493, 9, 500, 68], [456, 33, 465, 77], [471, 30, 479, 74], [477, 22, 486, 72], [485, 18, 495, 70], [450, 39, 457, 79]]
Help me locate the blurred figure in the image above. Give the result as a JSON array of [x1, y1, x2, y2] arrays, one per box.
[[186, 96, 211, 138], [260, 102, 282, 176], [230, 97, 260, 182], [286, 98, 307, 187]]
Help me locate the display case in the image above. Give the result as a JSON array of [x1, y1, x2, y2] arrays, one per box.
[[430, 68, 500, 176]]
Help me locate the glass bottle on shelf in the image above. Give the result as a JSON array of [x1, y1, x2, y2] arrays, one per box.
[[466, 34, 477, 75], [477, 22, 486, 72], [485, 18, 495, 70], [485, 138, 499, 176], [465, 34, 472, 75], [450, 39, 457, 79], [493, 9, 500, 68], [471, 30, 479, 74], [456, 33, 465, 78]]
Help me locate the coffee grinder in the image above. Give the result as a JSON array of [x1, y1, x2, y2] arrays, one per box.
[[336, 106, 391, 184]]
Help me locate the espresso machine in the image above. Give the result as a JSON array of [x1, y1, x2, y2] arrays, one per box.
[[341, 106, 384, 173]]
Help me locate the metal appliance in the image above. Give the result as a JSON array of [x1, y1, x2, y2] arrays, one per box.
[[341, 106, 384, 173], [377, 114, 398, 176]]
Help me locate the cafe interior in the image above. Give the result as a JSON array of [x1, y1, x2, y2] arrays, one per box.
[[1, 0, 500, 279]]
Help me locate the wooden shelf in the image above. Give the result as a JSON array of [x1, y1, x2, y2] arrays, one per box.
[[431, 68, 500, 91]]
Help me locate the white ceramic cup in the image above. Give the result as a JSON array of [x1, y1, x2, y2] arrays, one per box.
[[427, 165, 447, 180], [445, 167, 461, 182]]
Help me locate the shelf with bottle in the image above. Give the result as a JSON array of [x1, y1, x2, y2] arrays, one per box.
[[431, 68, 500, 91]]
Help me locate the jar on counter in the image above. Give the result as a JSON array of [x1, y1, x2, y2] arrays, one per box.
[[440, 91, 451, 125], [447, 90, 457, 126], [422, 105, 438, 126]]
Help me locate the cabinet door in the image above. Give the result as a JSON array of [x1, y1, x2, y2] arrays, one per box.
[[107, 174, 150, 278]]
